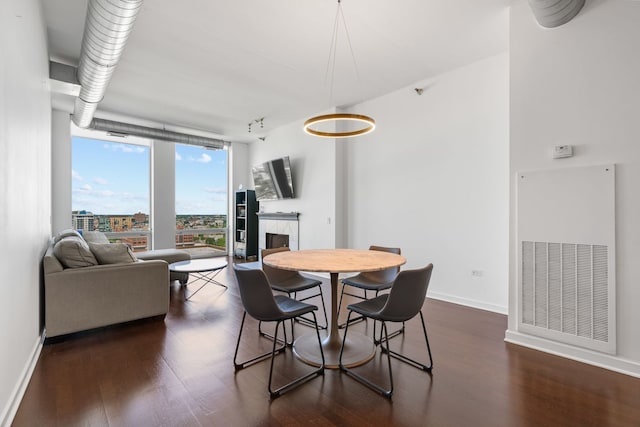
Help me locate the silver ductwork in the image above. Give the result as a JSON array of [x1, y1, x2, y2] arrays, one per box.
[[528, 0, 585, 28], [72, 0, 143, 128], [90, 118, 227, 149]]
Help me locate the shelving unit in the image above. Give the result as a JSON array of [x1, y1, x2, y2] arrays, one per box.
[[234, 190, 258, 260]]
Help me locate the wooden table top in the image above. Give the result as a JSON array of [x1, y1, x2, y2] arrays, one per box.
[[262, 248, 406, 273]]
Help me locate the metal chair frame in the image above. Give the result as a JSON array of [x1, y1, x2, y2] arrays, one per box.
[[337, 245, 401, 329], [339, 264, 434, 399], [233, 266, 325, 399], [259, 247, 329, 346]]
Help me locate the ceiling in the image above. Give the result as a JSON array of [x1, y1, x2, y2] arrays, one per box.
[[43, 0, 510, 142]]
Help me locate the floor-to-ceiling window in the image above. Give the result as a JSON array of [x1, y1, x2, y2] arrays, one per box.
[[175, 143, 228, 257], [71, 135, 151, 250]]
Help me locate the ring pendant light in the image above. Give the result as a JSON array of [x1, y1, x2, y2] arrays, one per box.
[[303, 0, 375, 139]]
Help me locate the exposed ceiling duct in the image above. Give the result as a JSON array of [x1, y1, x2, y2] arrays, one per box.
[[90, 118, 227, 149], [72, 0, 143, 128], [528, 0, 585, 28]]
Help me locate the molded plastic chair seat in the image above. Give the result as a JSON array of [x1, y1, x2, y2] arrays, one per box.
[[339, 264, 434, 399], [233, 266, 325, 399]]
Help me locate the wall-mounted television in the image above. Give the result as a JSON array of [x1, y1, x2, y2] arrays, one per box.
[[252, 156, 294, 201]]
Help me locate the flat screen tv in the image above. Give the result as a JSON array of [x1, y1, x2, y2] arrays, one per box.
[[252, 156, 294, 201]]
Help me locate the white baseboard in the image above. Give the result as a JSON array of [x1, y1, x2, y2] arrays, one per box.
[[505, 329, 640, 378], [306, 274, 508, 315], [427, 291, 508, 315], [1, 332, 44, 427]]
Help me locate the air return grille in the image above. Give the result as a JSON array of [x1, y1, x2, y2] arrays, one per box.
[[521, 241, 610, 350]]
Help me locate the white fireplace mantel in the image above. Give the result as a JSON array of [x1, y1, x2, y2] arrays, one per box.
[[256, 212, 299, 221], [257, 212, 299, 254]]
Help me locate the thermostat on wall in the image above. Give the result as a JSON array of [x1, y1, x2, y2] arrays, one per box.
[[552, 145, 573, 159]]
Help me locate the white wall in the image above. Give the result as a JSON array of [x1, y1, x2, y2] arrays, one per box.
[[151, 141, 176, 249], [246, 54, 510, 313], [507, 0, 640, 375], [231, 141, 251, 192], [248, 118, 338, 250], [347, 53, 510, 313], [51, 110, 71, 232], [0, 0, 51, 424]]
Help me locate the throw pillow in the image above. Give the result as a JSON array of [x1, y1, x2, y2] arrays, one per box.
[[83, 231, 111, 244], [89, 242, 138, 265], [53, 229, 83, 244], [53, 236, 99, 268]]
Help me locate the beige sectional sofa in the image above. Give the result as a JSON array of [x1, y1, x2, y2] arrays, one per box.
[[43, 230, 178, 338], [83, 230, 192, 284]]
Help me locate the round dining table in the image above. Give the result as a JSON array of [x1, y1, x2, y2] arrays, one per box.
[[262, 248, 406, 368]]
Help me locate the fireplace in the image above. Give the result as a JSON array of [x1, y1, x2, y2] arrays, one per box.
[[257, 212, 299, 253], [266, 233, 289, 249]]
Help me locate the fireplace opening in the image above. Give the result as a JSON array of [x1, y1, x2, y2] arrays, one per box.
[[266, 233, 289, 249]]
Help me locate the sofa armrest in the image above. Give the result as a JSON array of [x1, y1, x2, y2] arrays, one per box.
[[44, 260, 169, 337]]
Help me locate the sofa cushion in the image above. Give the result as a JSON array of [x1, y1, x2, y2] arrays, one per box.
[[89, 242, 137, 265], [53, 229, 83, 244], [53, 236, 98, 268], [83, 231, 110, 244], [136, 248, 191, 264]]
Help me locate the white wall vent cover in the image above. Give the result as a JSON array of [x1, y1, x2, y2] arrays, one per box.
[[517, 165, 615, 354]]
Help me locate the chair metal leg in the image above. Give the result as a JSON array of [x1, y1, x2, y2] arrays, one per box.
[[339, 312, 394, 398], [293, 289, 328, 330], [340, 311, 433, 398], [258, 319, 294, 346], [234, 312, 286, 370], [381, 312, 433, 371], [337, 284, 366, 329], [268, 312, 325, 399], [374, 320, 405, 345]]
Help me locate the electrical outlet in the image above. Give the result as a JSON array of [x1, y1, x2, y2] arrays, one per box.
[[471, 270, 484, 277]]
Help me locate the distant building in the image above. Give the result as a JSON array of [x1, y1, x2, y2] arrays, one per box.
[[121, 236, 147, 252], [72, 210, 94, 232], [176, 233, 195, 247], [109, 216, 134, 232], [134, 211, 148, 224], [96, 216, 111, 232]]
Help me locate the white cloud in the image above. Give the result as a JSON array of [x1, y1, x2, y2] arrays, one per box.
[[72, 170, 83, 181], [94, 177, 108, 185], [104, 143, 146, 153], [210, 193, 227, 202], [196, 153, 212, 163], [204, 186, 226, 194], [175, 152, 182, 161], [74, 184, 92, 194]]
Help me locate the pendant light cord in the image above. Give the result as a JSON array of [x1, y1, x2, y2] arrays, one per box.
[[324, 0, 361, 106]]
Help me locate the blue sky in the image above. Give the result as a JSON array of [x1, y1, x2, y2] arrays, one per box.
[[72, 137, 227, 215]]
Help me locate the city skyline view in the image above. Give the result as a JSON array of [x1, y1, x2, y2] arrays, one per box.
[[72, 136, 228, 215]]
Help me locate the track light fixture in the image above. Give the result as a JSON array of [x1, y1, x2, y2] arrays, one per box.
[[247, 117, 265, 133]]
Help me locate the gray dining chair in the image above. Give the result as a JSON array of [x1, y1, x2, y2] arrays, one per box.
[[260, 247, 328, 344], [337, 245, 401, 330], [339, 264, 434, 399], [232, 265, 325, 398]]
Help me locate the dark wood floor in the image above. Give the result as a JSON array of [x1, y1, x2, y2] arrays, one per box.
[[13, 259, 640, 426]]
